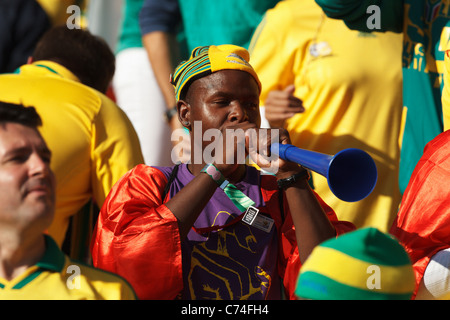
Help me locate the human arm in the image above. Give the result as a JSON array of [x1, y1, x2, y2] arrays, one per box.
[[278, 189, 355, 299], [139, 0, 183, 131], [249, 128, 347, 263], [164, 167, 221, 240], [282, 172, 335, 263], [270, 130, 337, 263], [257, 171, 355, 299], [314, 0, 403, 32], [246, 125, 355, 299]]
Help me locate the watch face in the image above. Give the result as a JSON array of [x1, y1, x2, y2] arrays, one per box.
[[206, 165, 221, 181]]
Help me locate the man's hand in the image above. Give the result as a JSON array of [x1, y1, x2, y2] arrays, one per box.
[[246, 127, 304, 178], [264, 85, 305, 128]]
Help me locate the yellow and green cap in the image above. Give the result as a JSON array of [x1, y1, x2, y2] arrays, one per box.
[[170, 45, 261, 101], [295, 227, 416, 300]]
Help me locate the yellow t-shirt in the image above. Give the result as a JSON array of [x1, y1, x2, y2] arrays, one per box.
[[249, 0, 403, 231], [443, 44, 450, 132], [0, 236, 136, 300], [0, 61, 144, 246]]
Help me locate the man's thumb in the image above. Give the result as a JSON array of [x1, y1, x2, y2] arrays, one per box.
[[284, 84, 295, 95]]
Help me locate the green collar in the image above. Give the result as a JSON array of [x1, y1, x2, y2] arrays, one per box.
[[14, 61, 81, 83], [37, 235, 66, 273], [34, 64, 60, 76], [0, 236, 66, 290]]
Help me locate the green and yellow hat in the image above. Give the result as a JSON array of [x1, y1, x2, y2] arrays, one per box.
[[170, 45, 261, 101], [295, 228, 415, 300]]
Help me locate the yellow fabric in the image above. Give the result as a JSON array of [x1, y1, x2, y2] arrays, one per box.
[[249, 0, 403, 231], [0, 61, 144, 247], [443, 45, 450, 132], [0, 237, 136, 300], [0, 263, 135, 300], [208, 45, 261, 89], [36, 0, 88, 26], [300, 246, 415, 294]]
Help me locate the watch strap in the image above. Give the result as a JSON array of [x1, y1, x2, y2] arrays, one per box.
[[164, 105, 178, 123], [277, 170, 310, 189]]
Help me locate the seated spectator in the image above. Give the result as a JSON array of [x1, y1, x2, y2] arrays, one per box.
[[0, 102, 136, 300], [91, 44, 355, 300]]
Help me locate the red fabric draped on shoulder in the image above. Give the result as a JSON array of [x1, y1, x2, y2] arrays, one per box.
[[390, 130, 450, 299], [91, 164, 183, 300]]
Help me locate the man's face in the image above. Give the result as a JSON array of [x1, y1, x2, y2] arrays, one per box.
[[0, 123, 55, 233], [183, 70, 262, 164], [186, 69, 261, 132]]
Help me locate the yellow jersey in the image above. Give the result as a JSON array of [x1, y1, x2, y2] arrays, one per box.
[[0, 236, 136, 300], [0, 61, 144, 246]]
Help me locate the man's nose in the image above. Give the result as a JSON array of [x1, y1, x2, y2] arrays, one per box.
[[28, 153, 50, 177], [228, 101, 249, 123]]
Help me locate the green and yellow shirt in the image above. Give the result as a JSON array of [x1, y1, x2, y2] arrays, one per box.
[[0, 236, 136, 300]]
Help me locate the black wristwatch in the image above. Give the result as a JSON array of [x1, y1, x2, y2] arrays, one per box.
[[165, 105, 178, 123], [277, 170, 310, 189]]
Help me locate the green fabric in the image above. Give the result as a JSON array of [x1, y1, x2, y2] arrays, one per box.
[[223, 182, 255, 213], [11, 271, 43, 290], [201, 164, 256, 213], [314, 0, 403, 32], [295, 228, 414, 300], [37, 236, 66, 272], [3, 236, 65, 290], [116, 0, 144, 54], [399, 69, 444, 193], [296, 271, 412, 300], [178, 0, 280, 53], [320, 228, 411, 266]]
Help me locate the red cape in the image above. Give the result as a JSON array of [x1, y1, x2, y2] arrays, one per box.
[[390, 130, 450, 299]]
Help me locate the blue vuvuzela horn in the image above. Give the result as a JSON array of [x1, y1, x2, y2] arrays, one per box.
[[271, 143, 378, 202]]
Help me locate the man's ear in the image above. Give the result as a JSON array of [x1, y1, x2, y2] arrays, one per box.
[[27, 56, 34, 64], [178, 100, 191, 130]]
